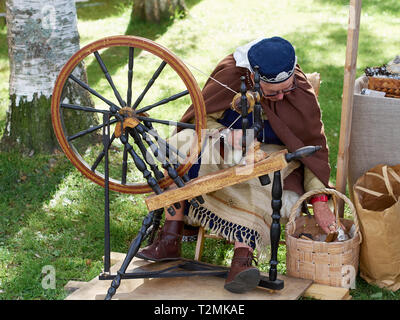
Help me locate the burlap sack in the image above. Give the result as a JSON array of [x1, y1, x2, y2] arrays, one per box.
[[348, 76, 400, 198], [353, 164, 400, 291]]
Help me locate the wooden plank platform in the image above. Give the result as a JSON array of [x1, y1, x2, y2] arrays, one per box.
[[303, 283, 352, 300], [64, 252, 312, 300]]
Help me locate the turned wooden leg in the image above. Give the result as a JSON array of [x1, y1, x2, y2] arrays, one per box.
[[269, 170, 282, 282], [105, 210, 157, 300]]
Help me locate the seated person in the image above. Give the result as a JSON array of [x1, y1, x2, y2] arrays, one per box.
[[136, 37, 336, 293]]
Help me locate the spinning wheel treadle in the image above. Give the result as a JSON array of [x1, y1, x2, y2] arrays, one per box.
[[51, 36, 321, 300]]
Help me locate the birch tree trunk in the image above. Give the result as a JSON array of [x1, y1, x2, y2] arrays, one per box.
[[1, 0, 94, 153], [133, 0, 187, 23]]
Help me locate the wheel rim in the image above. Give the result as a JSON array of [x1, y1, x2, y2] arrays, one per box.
[[51, 35, 206, 194]]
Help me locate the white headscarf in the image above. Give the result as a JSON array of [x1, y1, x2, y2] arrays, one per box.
[[233, 38, 264, 71]]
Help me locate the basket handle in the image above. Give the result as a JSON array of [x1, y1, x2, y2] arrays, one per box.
[[286, 188, 362, 243]]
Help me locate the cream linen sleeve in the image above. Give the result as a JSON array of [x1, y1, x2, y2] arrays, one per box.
[[304, 166, 326, 192], [205, 110, 226, 130]]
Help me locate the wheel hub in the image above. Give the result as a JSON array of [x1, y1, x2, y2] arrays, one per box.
[[114, 107, 149, 138]]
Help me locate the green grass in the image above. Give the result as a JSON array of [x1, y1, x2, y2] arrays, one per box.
[[1, 0, 400, 300]]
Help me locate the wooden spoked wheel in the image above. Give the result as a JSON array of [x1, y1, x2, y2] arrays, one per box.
[[51, 36, 206, 194]]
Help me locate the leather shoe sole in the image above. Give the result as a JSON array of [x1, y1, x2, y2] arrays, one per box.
[[135, 251, 181, 262], [224, 268, 260, 294]]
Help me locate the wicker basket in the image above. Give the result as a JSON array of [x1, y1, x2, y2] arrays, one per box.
[[285, 188, 362, 288], [368, 77, 400, 98]]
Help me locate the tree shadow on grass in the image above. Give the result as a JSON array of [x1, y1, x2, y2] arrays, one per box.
[[0, 150, 152, 299], [0, 153, 75, 246], [0, 152, 76, 298], [76, 0, 204, 22], [76, 0, 132, 21]]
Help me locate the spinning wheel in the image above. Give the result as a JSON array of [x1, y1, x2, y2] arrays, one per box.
[[52, 36, 321, 300], [51, 35, 206, 196]]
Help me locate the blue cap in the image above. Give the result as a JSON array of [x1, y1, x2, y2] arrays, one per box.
[[247, 37, 296, 83]]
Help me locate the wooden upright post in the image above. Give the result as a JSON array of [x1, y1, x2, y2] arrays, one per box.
[[336, 0, 362, 217]]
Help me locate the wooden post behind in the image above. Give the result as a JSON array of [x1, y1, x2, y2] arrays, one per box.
[[194, 227, 206, 261], [335, 0, 362, 217]]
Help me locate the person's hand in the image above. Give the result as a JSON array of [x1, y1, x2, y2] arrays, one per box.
[[312, 199, 337, 234]]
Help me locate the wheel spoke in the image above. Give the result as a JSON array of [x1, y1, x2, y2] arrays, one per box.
[[94, 51, 126, 107], [67, 118, 118, 142], [91, 133, 116, 171], [136, 116, 195, 130], [127, 47, 134, 108], [69, 74, 120, 112], [132, 61, 167, 109], [135, 90, 189, 114], [61, 103, 110, 114]]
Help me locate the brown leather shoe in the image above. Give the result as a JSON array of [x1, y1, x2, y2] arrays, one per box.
[[224, 247, 260, 294], [136, 220, 183, 261]]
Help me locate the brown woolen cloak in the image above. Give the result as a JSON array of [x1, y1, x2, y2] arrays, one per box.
[[180, 54, 331, 195]]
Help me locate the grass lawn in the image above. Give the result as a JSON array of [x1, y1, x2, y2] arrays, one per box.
[[0, 0, 400, 300]]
